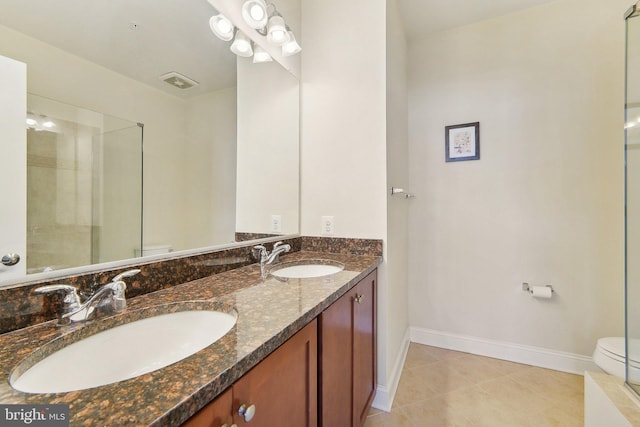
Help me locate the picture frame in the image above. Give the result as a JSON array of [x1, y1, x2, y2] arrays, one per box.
[[445, 122, 480, 162]]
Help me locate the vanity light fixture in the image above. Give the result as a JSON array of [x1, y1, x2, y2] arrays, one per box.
[[209, 1, 301, 59], [253, 44, 273, 63], [241, 0, 269, 30], [209, 13, 235, 41], [282, 27, 301, 56], [230, 30, 254, 57]]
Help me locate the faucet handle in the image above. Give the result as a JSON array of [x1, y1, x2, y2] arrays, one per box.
[[109, 280, 128, 312], [252, 245, 268, 261], [112, 269, 141, 282], [33, 284, 82, 317]]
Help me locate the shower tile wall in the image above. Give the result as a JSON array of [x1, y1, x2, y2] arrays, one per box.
[[26, 125, 93, 273]]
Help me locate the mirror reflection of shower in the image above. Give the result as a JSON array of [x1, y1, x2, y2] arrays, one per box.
[[25, 94, 142, 274]]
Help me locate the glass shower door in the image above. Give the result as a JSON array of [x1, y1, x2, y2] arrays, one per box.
[[91, 123, 143, 264], [625, 1, 640, 395]]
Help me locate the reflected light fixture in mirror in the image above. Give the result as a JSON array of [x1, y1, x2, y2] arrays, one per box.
[[209, 13, 235, 41], [25, 114, 58, 132], [231, 31, 254, 57]]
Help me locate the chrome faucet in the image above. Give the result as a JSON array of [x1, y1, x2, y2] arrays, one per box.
[[253, 241, 291, 266], [34, 269, 141, 325], [253, 242, 291, 278]]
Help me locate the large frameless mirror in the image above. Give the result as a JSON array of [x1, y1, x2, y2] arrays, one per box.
[[0, 0, 300, 287]]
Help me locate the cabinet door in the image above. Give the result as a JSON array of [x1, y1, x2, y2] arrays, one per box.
[[353, 270, 377, 427], [233, 320, 317, 427], [182, 387, 233, 427], [319, 288, 353, 426]]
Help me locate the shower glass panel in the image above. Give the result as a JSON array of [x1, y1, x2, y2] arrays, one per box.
[[626, 1, 640, 396], [26, 94, 142, 274]]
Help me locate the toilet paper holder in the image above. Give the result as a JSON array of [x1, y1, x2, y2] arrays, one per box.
[[522, 282, 554, 294]]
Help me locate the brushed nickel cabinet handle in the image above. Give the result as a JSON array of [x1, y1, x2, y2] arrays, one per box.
[[238, 403, 256, 422]]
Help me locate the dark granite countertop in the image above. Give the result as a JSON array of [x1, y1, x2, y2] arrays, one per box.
[[0, 251, 381, 426]]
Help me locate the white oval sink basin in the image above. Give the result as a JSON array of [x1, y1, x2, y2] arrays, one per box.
[[271, 262, 344, 279], [11, 310, 237, 394]]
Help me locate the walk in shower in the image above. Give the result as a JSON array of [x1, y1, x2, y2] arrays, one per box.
[[26, 94, 142, 273], [625, 1, 640, 396]]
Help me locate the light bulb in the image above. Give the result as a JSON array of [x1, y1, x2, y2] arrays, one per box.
[[282, 31, 301, 56], [250, 4, 265, 20], [218, 20, 232, 34], [242, 0, 268, 29], [231, 32, 254, 57], [267, 15, 289, 46], [209, 14, 235, 41], [253, 45, 273, 63]]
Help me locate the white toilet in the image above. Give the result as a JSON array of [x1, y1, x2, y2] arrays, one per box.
[[593, 337, 640, 379]]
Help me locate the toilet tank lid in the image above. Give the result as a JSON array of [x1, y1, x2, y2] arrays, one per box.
[[138, 245, 172, 251]]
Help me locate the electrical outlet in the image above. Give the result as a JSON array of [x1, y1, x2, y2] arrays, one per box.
[[321, 216, 334, 236], [271, 215, 282, 233]]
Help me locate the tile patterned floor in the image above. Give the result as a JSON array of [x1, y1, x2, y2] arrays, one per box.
[[364, 343, 584, 427]]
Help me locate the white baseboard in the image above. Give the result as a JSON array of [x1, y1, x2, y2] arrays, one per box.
[[372, 327, 410, 412], [410, 326, 599, 375]]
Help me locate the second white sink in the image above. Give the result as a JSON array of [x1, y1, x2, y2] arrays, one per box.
[[270, 261, 344, 279], [11, 309, 237, 394]]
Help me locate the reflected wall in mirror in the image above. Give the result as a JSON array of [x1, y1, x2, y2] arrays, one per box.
[[0, 0, 300, 287]]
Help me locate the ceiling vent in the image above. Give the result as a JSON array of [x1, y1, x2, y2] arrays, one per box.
[[159, 72, 199, 89]]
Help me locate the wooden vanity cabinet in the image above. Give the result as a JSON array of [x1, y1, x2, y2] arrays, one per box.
[[319, 270, 377, 427], [183, 319, 317, 427], [184, 268, 377, 427]]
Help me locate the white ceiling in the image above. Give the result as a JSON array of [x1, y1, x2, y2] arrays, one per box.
[[0, 0, 560, 98], [397, 0, 559, 41]]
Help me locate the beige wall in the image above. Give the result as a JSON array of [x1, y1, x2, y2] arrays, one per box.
[[301, 0, 406, 408], [407, 0, 626, 356], [300, 0, 387, 240]]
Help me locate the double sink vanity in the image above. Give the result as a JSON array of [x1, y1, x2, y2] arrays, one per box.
[[0, 238, 381, 426]]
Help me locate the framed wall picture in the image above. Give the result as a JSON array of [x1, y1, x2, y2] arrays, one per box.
[[445, 122, 480, 162]]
